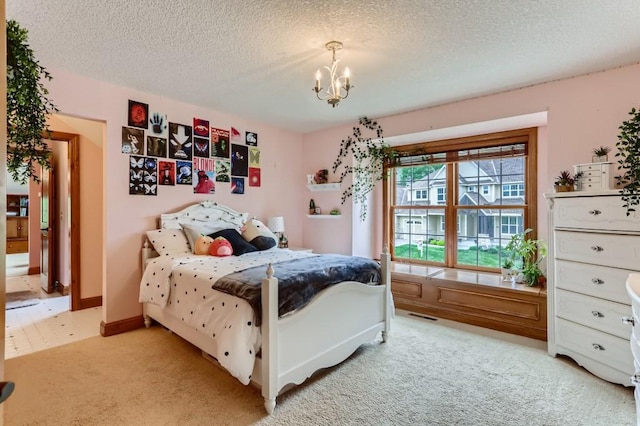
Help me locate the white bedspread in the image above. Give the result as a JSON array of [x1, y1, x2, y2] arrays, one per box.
[[139, 249, 313, 385]]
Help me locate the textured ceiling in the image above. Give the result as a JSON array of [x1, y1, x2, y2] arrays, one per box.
[[6, 1, 640, 134]]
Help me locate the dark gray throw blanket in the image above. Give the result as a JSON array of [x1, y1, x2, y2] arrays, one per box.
[[215, 254, 381, 325]]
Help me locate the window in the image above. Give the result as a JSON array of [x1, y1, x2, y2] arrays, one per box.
[[502, 183, 524, 198], [386, 128, 537, 272], [501, 216, 523, 235]]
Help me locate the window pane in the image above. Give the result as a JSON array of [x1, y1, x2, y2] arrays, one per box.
[[393, 208, 445, 264], [497, 208, 525, 268], [457, 208, 500, 268]]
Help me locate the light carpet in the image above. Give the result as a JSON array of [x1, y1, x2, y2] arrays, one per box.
[[4, 312, 636, 425]]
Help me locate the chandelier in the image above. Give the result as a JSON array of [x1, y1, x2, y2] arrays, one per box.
[[313, 41, 352, 108]]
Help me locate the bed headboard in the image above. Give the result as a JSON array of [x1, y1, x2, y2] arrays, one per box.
[[159, 201, 248, 230], [142, 202, 249, 269]]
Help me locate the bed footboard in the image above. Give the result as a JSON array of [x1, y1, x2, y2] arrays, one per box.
[[260, 250, 392, 414]]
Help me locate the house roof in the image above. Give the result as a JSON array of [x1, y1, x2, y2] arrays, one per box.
[[6, 1, 640, 133]]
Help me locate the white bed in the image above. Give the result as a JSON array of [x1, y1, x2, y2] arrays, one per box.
[[139, 201, 392, 414]]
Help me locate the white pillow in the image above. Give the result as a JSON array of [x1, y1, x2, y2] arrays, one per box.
[[181, 223, 230, 252], [146, 228, 190, 256]]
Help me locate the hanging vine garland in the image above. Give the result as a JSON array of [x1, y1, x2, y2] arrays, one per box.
[[6, 19, 58, 184], [332, 116, 398, 221], [615, 106, 640, 216]]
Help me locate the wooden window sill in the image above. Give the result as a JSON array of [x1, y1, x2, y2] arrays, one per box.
[[390, 261, 546, 295]]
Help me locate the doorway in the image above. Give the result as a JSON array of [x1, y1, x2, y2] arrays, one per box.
[[5, 116, 104, 358]]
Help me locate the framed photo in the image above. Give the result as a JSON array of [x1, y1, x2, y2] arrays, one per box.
[[148, 112, 168, 138], [122, 127, 144, 155], [146, 136, 167, 158], [211, 127, 230, 158], [128, 100, 149, 129], [176, 160, 193, 185], [249, 167, 261, 187], [193, 118, 210, 138], [231, 177, 245, 194], [168, 123, 193, 160], [231, 144, 248, 176], [245, 131, 258, 146], [159, 161, 175, 186]]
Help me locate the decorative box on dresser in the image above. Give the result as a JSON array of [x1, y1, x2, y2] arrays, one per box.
[[545, 189, 639, 386]]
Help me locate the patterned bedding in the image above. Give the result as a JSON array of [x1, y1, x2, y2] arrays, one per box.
[[138, 249, 381, 385]]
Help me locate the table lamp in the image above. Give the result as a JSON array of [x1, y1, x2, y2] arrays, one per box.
[[267, 216, 287, 248]]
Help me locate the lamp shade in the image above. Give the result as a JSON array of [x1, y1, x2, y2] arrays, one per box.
[[267, 216, 285, 233]]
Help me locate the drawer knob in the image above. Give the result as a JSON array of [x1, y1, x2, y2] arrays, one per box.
[[591, 278, 604, 285], [592, 343, 605, 351], [590, 245, 604, 252], [588, 209, 601, 215], [591, 311, 604, 318], [622, 316, 636, 326]]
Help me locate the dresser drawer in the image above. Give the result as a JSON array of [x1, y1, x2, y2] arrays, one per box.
[[555, 259, 632, 304], [553, 196, 640, 232], [555, 230, 640, 270], [6, 240, 28, 254], [577, 181, 603, 191], [556, 289, 630, 339], [556, 318, 633, 375], [575, 163, 609, 173]]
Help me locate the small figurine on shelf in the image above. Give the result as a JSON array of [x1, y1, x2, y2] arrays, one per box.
[[309, 199, 316, 215], [314, 169, 329, 184]]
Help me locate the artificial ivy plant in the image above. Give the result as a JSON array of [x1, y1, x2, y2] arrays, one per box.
[[615, 106, 640, 216], [6, 19, 58, 184], [331, 116, 398, 221]]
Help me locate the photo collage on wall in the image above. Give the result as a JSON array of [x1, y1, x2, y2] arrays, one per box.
[[123, 99, 263, 196]]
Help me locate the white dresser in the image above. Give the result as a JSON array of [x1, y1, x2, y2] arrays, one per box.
[[546, 190, 640, 386]]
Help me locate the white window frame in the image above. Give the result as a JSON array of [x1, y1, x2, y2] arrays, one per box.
[[502, 183, 524, 198]]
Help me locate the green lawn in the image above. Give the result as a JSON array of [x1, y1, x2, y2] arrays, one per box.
[[394, 243, 503, 268]]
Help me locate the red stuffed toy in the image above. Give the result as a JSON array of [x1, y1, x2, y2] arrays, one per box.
[[209, 236, 233, 257]]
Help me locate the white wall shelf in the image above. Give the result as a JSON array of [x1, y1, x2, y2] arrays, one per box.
[[307, 183, 341, 192], [306, 214, 341, 219]]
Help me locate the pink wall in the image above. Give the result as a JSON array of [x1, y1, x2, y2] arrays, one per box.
[[302, 63, 640, 258], [45, 68, 304, 325]]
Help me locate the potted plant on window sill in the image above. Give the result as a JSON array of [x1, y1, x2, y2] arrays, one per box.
[[503, 228, 547, 287], [501, 258, 519, 283]]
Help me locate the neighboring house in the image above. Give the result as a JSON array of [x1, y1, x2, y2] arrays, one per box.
[[394, 158, 525, 248]]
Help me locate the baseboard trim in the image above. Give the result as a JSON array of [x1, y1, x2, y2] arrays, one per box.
[[77, 296, 102, 310], [58, 282, 70, 296], [100, 316, 144, 337], [27, 266, 40, 275]]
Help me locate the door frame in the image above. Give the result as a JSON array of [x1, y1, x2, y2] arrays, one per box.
[[44, 131, 81, 311]]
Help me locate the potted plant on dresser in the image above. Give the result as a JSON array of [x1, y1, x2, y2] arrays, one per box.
[[553, 170, 582, 192], [592, 145, 611, 163]]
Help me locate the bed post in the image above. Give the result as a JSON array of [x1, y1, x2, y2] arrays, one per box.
[[381, 246, 392, 342], [141, 239, 153, 270], [261, 263, 278, 414]]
